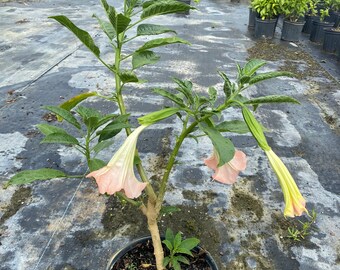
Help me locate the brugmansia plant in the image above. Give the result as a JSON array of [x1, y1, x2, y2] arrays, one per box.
[[5, 1, 308, 269]]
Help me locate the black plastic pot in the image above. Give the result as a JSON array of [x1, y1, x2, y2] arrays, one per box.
[[106, 236, 219, 270], [310, 20, 334, 43], [323, 28, 340, 53], [248, 7, 256, 28], [329, 10, 340, 24], [255, 17, 277, 39], [303, 15, 319, 34], [281, 20, 305, 42]]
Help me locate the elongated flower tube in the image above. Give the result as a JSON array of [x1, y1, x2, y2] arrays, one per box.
[[205, 149, 247, 184], [265, 149, 307, 217], [86, 125, 148, 199]]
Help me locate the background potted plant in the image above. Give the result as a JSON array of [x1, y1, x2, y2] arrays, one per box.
[[251, 0, 282, 38], [5, 0, 310, 269], [329, 0, 340, 23], [323, 16, 340, 52], [310, 4, 334, 43], [303, 0, 320, 33], [280, 0, 310, 41], [248, 0, 257, 28]]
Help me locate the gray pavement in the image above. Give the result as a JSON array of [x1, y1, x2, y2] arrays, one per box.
[[0, 0, 339, 269]]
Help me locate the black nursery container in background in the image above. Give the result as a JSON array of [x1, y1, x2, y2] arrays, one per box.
[[310, 20, 334, 43], [323, 28, 340, 53]]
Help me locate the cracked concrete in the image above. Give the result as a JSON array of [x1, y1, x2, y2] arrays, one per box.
[[0, 0, 339, 269]]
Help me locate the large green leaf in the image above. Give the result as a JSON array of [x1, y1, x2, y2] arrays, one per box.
[[141, 0, 194, 19], [242, 59, 267, 76], [115, 13, 131, 34], [244, 95, 300, 105], [97, 114, 130, 142], [118, 70, 139, 83], [199, 121, 235, 166], [36, 124, 68, 136], [215, 120, 249, 134], [132, 50, 160, 69], [136, 37, 190, 52], [248, 71, 295, 85], [41, 132, 80, 145], [49, 16, 100, 57], [76, 106, 102, 120], [101, 0, 117, 28], [178, 238, 200, 252], [88, 158, 106, 171], [92, 14, 116, 40], [5, 169, 67, 187], [137, 24, 176, 36], [173, 78, 194, 104], [153, 88, 185, 107], [43, 105, 81, 129], [59, 92, 97, 120], [92, 140, 115, 154], [138, 107, 180, 125]]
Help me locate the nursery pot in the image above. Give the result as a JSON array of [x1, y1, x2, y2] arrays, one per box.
[[281, 20, 305, 42], [302, 15, 319, 34], [255, 17, 277, 39], [310, 20, 334, 43], [248, 7, 256, 28], [323, 28, 340, 53], [106, 236, 219, 270]]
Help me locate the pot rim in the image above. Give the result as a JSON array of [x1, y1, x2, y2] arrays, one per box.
[[106, 236, 219, 270]]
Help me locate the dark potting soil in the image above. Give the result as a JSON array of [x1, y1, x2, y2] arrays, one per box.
[[110, 239, 213, 270]]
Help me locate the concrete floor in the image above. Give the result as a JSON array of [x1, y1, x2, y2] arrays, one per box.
[[0, 0, 339, 269]]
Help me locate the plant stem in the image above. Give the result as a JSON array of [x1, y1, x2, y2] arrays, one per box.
[[156, 120, 198, 210]]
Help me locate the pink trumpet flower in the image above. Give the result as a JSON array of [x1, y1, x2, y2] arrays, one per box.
[[87, 125, 148, 199], [205, 149, 247, 184]]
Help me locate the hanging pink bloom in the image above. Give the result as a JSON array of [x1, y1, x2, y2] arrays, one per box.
[[87, 125, 148, 199], [205, 149, 247, 184]]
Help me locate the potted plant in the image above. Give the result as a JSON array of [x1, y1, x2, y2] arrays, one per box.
[[5, 1, 310, 269], [248, 0, 257, 28], [303, 0, 320, 33], [310, 5, 334, 43], [251, 0, 282, 38], [329, 0, 340, 23], [280, 0, 310, 41], [323, 18, 340, 52]]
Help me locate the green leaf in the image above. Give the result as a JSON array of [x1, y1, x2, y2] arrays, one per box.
[[153, 88, 185, 107], [92, 14, 116, 40], [43, 105, 81, 129], [59, 92, 97, 116], [162, 239, 173, 252], [95, 113, 119, 129], [132, 50, 160, 69], [115, 13, 131, 34], [36, 124, 68, 136], [176, 247, 194, 256], [41, 132, 79, 145], [165, 228, 175, 243], [215, 120, 249, 134], [118, 70, 139, 83], [136, 37, 190, 52], [76, 106, 102, 120], [242, 59, 267, 76], [98, 121, 130, 142], [163, 257, 171, 267], [244, 95, 300, 105], [5, 168, 67, 187], [101, 0, 117, 29], [239, 75, 251, 85], [141, 0, 194, 19], [178, 238, 200, 251], [137, 24, 176, 36], [176, 255, 190, 265], [248, 71, 295, 85], [242, 106, 270, 151], [218, 71, 233, 98], [208, 86, 217, 104], [160, 206, 181, 216], [173, 232, 182, 250], [173, 78, 194, 104], [49, 16, 100, 57], [138, 107, 180, 125], [172, 258, 181, 270], [199, 121, 235, 166], [92, 140, 115, 154], [88, 158, 106, 172]]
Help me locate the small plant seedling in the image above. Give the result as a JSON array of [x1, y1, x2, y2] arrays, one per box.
[[287, 209, 317, 241], [162, 229, 200, 270]]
